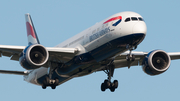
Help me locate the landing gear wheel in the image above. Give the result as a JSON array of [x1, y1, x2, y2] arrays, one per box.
[[113, 80, 118, 88], [50, 78, 59, 89], [55, 78, 59, 86], [101, 79, 119, 92], [101, 61, 119, 92], [42, 85, 47, 89], [44, 76, 50, 85], [104, 79, 111, 88], [101, 83, 106, 91], [42, 76, 59, 89], [51, 85, 56, 89], [42, 76, 49, 89], [110, 86, 115, 92]]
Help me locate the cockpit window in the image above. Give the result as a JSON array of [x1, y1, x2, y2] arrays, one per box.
[[138, 17, 144, 21], [125, 17, 144, 22], [131, 17, 138, 21], [125, 18, 130, 22]]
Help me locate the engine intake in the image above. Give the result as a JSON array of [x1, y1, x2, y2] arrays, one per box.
[[142, 50, 171, 75], [20, 44, 49, 70]]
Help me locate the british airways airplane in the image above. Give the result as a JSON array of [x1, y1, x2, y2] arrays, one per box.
[[0, 11, 179, 92]]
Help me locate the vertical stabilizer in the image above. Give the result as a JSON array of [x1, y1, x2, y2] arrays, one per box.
[[25, 13, 40, 45]]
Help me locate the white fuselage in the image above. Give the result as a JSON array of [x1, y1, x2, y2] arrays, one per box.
[[24, 11, 147, 85]]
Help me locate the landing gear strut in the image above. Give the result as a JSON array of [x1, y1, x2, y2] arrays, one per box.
[[42, 62, 60, 89], [126, 44, 137, 61], [101, 60, 118, 92]]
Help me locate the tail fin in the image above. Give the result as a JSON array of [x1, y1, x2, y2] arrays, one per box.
[[25, 13, 40, 45]]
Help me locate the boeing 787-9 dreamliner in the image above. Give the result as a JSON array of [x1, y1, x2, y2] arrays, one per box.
[[0, 11, 179, 92]]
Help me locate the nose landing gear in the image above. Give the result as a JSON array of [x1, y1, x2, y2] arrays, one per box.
[[126, 45, 137, 61]]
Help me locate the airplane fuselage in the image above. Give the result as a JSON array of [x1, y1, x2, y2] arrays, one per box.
[[24, 11, 147, 86]]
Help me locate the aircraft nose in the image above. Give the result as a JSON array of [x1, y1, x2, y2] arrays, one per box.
[[133, 22, 147, 34]]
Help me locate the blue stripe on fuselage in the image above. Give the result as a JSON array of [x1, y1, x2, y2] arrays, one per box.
[[55, 33, 145, 77], [112, 19, 122, 26], [37, 33, 145, 86]]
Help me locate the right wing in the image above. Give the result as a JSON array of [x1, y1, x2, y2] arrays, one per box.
[[0, 45, 79, 75], [0, 45, 78, 62], [0, 45, 25, 61]]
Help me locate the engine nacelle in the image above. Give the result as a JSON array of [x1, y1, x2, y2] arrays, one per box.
[[142, 50, 171, 76], [19, 44, 49, 70]]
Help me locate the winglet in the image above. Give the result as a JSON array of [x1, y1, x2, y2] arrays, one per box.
[[25, 13, 40, 45]]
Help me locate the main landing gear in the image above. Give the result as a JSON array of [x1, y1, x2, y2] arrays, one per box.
[[42, 62, 60, 89], [42, 76, 59, 89], [101, 60, 118, 92]]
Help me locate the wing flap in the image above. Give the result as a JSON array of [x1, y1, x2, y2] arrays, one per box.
[[2, 52, 13, 57], [0, 45, 25, 61], [114, 59, 139, 68], [10, 54, 20, 61]]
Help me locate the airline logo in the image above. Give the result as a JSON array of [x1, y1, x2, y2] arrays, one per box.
[[25, 14, 38, 45], [103, 16, 122, 26], [26, 22, 36, 39]]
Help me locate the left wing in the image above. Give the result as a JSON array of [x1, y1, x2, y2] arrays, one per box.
[[114, 51, 180, 68], [168, 52, 180, 60]]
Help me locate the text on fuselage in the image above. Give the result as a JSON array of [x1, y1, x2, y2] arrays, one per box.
[[89, 27, 110, 42]]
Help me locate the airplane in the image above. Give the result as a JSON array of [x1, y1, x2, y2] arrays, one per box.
[[0, 11, 180, 92]]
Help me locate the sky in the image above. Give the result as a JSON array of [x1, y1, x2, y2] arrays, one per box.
[[0, 0, 180, 101]]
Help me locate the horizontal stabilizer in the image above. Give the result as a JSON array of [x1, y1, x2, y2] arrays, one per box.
[[0, 70, 29, 75]]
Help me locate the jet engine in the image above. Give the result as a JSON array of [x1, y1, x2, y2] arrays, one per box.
[[142, 50, 171, 75], [19, 44, 49, 70]]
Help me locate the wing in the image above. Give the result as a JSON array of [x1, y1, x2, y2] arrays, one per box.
[[168, 52, 180, 60], [114, 51, 180, 68], [0, 45, 78, 63], [113, 51, 148, 68], [0, 45, 25, 61]]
